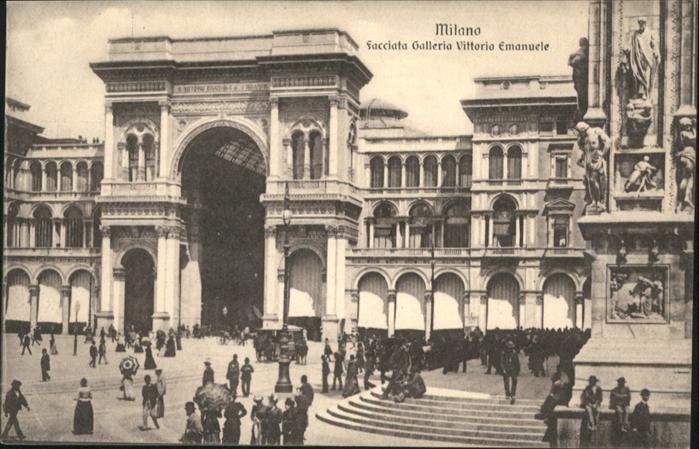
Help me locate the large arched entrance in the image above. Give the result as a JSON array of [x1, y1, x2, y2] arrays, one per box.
[[542, 273, 576, 329], [486, 273, 519, 330], [123, 249, 155, 333], [180, 126, 266, 331], [288, 249, 324, 340], [357, 272, 389, 338], [395, 272, 426, 340]]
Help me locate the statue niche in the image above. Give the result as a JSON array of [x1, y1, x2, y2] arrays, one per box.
[[674, 117, 696, 213], [609, 266, 666, 322], [619, 18, 660, 146], [575, 122, 611, 214], [568, 37, 589, 122]]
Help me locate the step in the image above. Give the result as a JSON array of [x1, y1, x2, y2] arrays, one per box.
[[347, 396, 546, 428], [369, 389, 540, 411], [317, 407, 548, 448], [420, 388, 542, 406], [361, 394, 541, 419], [337, 402, 545, 434]]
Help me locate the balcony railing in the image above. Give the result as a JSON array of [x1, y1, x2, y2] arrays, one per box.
[[265, 179, 361, 199], [365, 184, 471, 196], [5, 188, 99, 200], [348, 247, 471, 258], [4, 247, 101, 258]]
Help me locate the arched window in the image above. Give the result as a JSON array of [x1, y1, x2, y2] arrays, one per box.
[[292, 131, 305, 180], [409, 203, 433, 248], [76, 162, 89, 191], [489, 146, 504, 180], [30, 162, 42, 192], [441, 155, 456, 187], [6, 203, 20, 248], [45, 162, 57, 192], [423, 156, 437, 187], [309, 131, 323, 179], [370, 157, 384, 188], [492, 196, 517, 247], [127, 134, 138, 182], [34, 206, 53, 248], [92, 208, 102, 248], [64, 206, 84, 248], [388, 156, 402, 188], [507, 145, 522, 179], [459, 155, 472, 187], [373, 202, 397, 248], [60, 162, 72, 191], [143, 134, 156, 181], [405, 156, 419, 187], [90, 162, 103, 191], [444, 202, 470, 247]]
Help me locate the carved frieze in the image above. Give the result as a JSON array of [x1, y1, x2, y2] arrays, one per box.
[[106, 81, 166, 93], [171, 101, 270, 115], [172, 82, 269, 95], [607, 265, 668, 323], [271, 75, 338, 88]]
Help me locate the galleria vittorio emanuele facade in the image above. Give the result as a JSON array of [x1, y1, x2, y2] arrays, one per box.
[[3, 20, 694, 369]]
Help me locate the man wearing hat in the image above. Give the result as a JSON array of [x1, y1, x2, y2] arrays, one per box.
[[250, 395, 265, 445], [630, 389, 654, 448], [240, 357, 254, 397], [500, 339, 520, 405], [202, 359, 214, 387], [2, 380, 29, 440], [581, 375, 603, 434], [226, 353, 240, 395], [263, 394, 282, 445], [609, 377, 632, 433], [222, 391, 247, 444], [179, 401, 203, 444]]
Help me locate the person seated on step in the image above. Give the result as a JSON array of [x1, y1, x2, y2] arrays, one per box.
[[402, 369, 426, 400]]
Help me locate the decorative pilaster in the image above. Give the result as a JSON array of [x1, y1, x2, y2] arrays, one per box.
[[303, 138, 311, 180], [269, 98, 280, 179], [96, 225, 114, 329], [574, 292, 585, 329], [387, 290, 397, 337], [29, 285, 39, 328], [325, 225, 338, 318], [159, 102, 171, 179], [328, 96, 339, 178], [104, 103, 115, 179], [424, 291, 433, 340], [155, 226, 168, 318], [584, 0, 608, 127], [61, 285, 71, 335], [112, 267, 126, 333]]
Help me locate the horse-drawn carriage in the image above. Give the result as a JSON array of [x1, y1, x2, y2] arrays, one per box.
[[252, 325, 305, 362]]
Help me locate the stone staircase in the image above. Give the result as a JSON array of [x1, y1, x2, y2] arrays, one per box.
[[317, 387, 548, 447]]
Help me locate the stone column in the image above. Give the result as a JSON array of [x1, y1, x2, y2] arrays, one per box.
[[155, 226, 168, 318], [401, 161, 406, 188], [59, 220, 66, 248], [160, 226, 180, 330], [137, 142, 146, 181], [575, 292, 584, 329], [328, 97, 338, 178], [263, 226, 279, 325], [104, 103, 114, 180], [479, 294, 487, 330], [112, 268, 125, 333], [405, 221, 410, 247], [61, 286, 71, 334], [536, 293, 545, 328], [41, 166, 47, 191], [437, 160, 443, 187], [159, 102, 171, 179], [335, 236, 347, 321], [424, 291, 433, 340], [72, 164, 78, 192], [583, 0, 608, 126], [53, 220, 60, 248], [350, 290, 359, 332], [515, 214, 521, 247], [29, 222, 35, 248], [368, 220, 375, 248], [96, 226, 114, 329], [57, 168, 62, 192], [303, 137, 311, 180], [29, 285, 39, 329], [325, 227, 338, 318], [418, 161, 424, 187], [387, 290, 396, 337], [396, 222, 402, 248], [462, 292, 470, 328], [383, 159, 388, 188], [269, 98, 280, 179], [487, 215, 494, 247]]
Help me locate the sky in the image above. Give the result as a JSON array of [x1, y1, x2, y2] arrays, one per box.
[[6, 1, 588, 139]]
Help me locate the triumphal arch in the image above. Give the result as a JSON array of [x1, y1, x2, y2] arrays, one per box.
[[90, 29, 371, 339]]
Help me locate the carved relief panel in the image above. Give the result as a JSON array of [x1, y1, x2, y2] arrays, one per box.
[[608, 265, 668, 323]]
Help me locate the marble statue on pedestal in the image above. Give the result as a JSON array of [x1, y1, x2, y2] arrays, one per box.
[[674, 117, 696, 212], [575, 122, 611, 213]]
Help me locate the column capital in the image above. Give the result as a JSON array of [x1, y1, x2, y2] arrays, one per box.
[[536, 292, 545, 304], [328, 95, 340, 107], [270, 97, 280, 106], [29, 285, 40, 296], [349, 290, 359, 302], [100, 225, 111, 238], [158, 100, 170, 109], [113, 268, 126, 280], [325, 225, 339, 237], [462, 291, 470, 304], [424, 291, 433, 303], [574, 292, 585, 304], [166, 226, 181, 239], [387, 290, 397, 302], [105, 102, 114, 113], [277, 269, 285, 282], [264, 225, 277, 238], [156, 225, 169, 238], [60, 285, 72, 296]]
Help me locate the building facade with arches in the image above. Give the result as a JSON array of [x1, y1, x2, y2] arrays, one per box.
[[5, 32, 591, 341]]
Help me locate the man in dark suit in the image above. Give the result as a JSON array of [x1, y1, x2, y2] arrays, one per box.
[[89, 341, 98, 368], [40, 349, 51, 381], [321, 355, 330, 393], [500, 339, 520, 404], [299, 375, 314, 405], [202, 360, 215, 386], [630, 388, 654, 448], [21, 334, 32, 356], [1, 380, 29, 440], [226, 354, 240, 394]]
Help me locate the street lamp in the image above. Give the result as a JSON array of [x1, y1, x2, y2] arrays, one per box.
[[429, 227, 436, 338], [275, 182, 293, 393], [73, 301, 80, 356]]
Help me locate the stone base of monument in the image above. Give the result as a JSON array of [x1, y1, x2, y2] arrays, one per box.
[[572, 338, 692, 409], [551, 406, 691, 449]]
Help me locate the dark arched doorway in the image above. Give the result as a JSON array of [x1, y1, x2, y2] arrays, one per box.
[[180, 126, 266, 331], [123, 249, 155, 333]]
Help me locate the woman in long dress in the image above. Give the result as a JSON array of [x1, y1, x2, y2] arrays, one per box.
[[342, 355, 361, 398], [49, 333, 58, 355], [155, 369, 166, 418], [73, 378, 94, 435], [115, 334, 126, 352], [163, 335, 176, 357], [133, 335, 144, 353], [121, 371, 136, 401], [144, 344, 157, 370]]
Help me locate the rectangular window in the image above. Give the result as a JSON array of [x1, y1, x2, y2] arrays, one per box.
[[555, 157, 568, 179], [553, 216, 569, 248], [556, 120, 569, 135]]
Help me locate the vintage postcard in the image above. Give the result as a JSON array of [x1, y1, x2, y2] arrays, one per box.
[[3, 1, 695, 447]]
